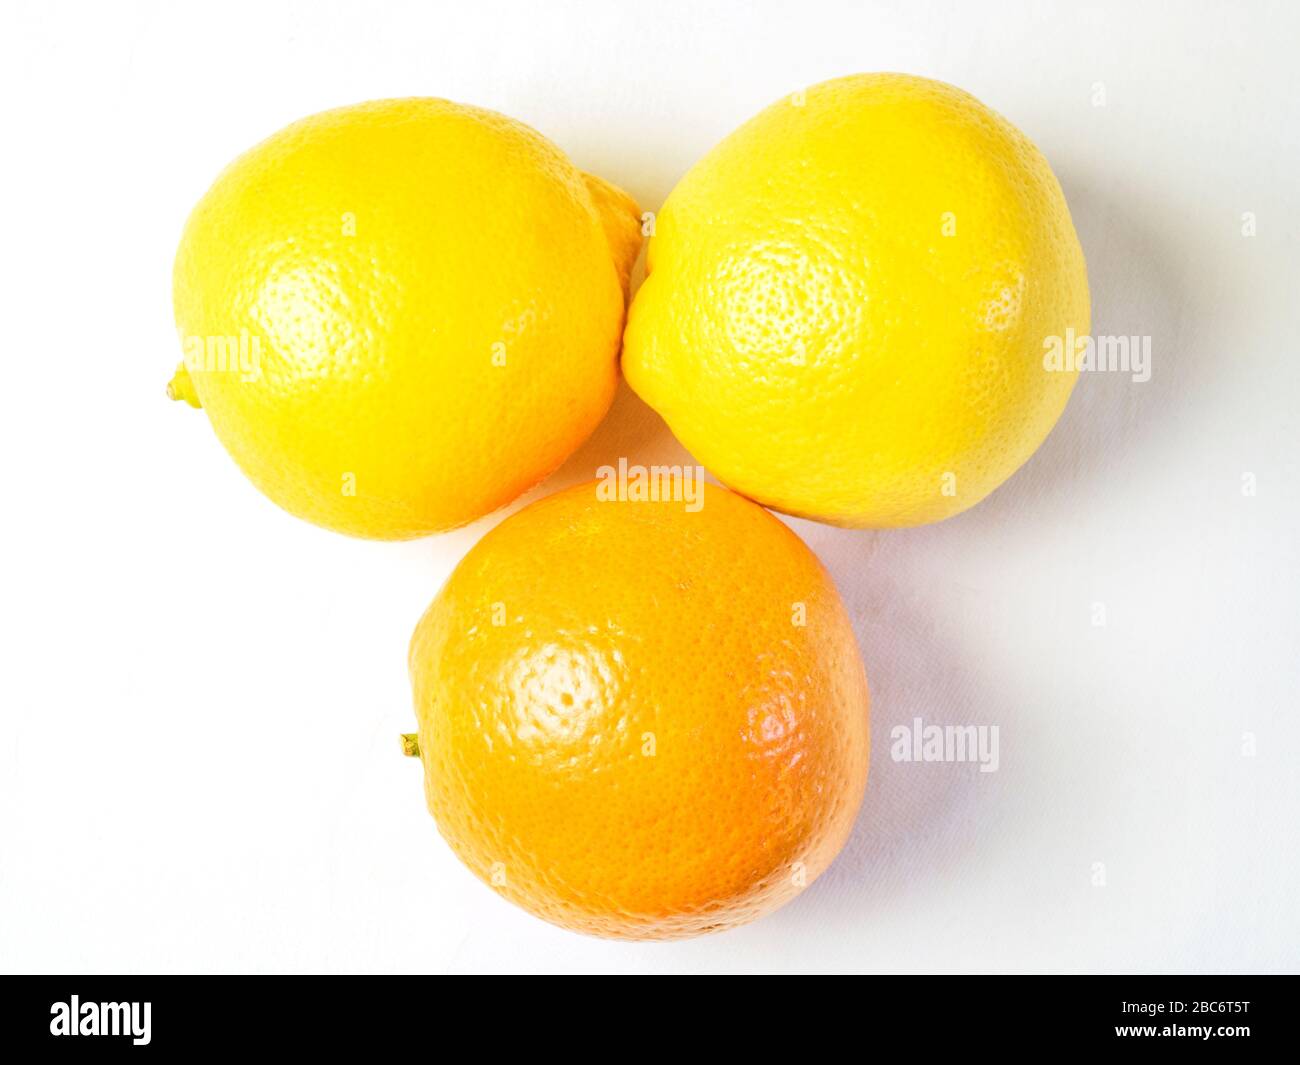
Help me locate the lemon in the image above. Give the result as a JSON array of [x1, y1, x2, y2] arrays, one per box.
[[171, 98, 640, 539], [623, 74, 1090, 527], [407, 479, 870, 939]]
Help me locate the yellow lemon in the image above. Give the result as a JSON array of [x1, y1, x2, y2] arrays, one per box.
[[171, 99, 640, 539], [407, 480, 870, 940], [623, 73, 1089, 527]]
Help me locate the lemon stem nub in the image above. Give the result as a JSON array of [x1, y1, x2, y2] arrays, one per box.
[[401, 733, 420, 758], [167, 364, 202, 408]]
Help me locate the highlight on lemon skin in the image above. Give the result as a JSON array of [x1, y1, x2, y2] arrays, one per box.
[[406, 477, 870, 940], [170, 97, 642, 540], [622, 72, 1090, 529]]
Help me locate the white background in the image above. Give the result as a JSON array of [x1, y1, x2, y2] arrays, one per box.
[[1, 0, 1297, 974]]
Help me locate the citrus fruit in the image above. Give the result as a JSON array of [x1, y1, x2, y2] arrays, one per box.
[[407, 479, 870, 939], [623, 73, 1090, 527], [171, 98, 641, 539]]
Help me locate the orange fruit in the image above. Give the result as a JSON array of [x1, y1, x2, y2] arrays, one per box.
[[407, 479, 870, 939]]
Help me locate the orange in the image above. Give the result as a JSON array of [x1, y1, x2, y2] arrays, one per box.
[[407, 479, 870, 939]]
